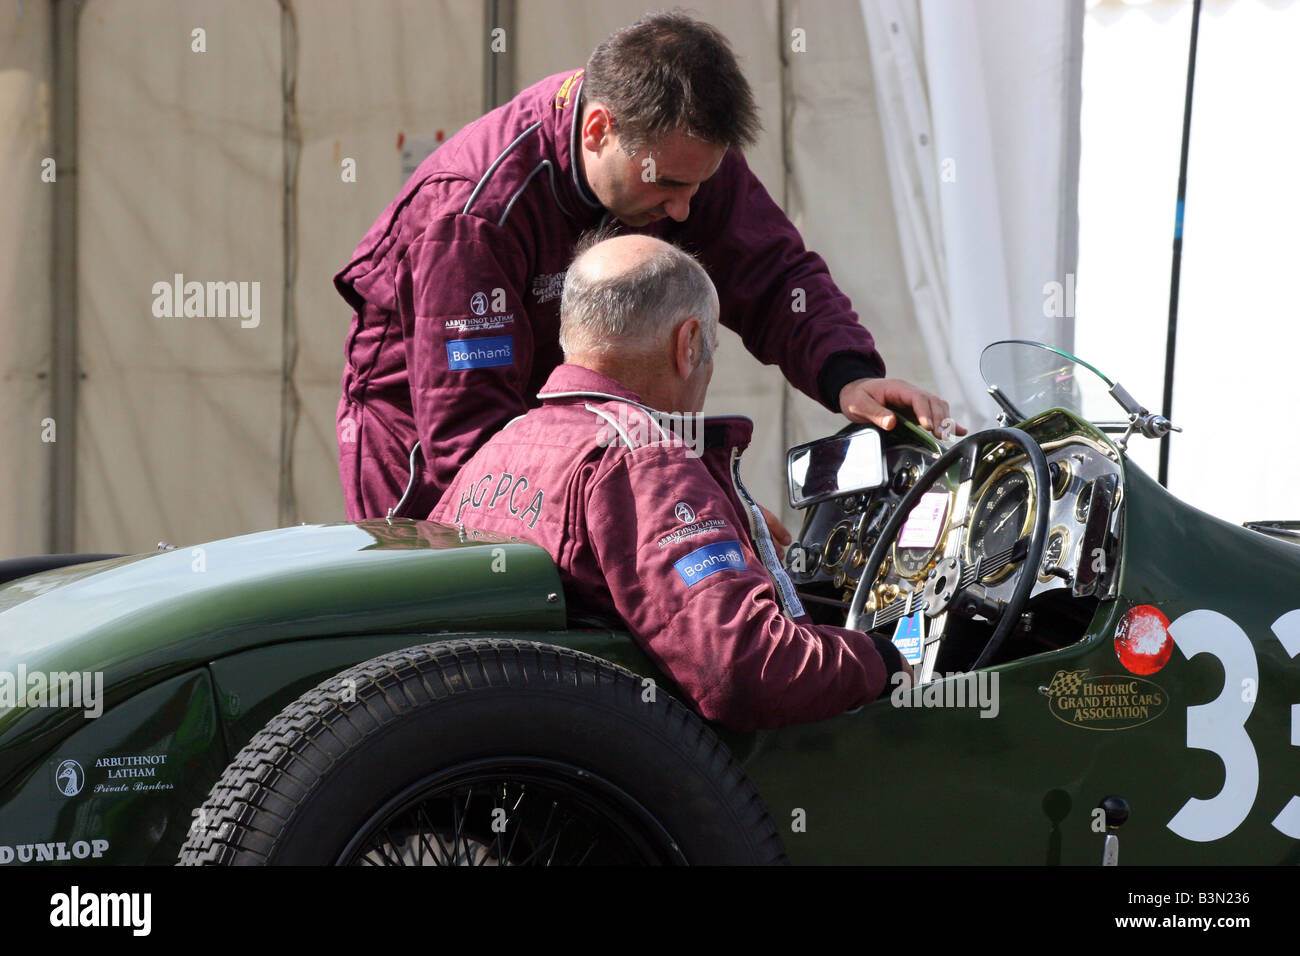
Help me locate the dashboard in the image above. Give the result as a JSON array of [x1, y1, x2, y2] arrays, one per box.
[[784, 412, 1124, 670]]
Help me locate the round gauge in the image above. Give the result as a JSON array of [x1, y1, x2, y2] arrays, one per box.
[[890, 494, 951, 580], [1075, 481, 1093, 523], [967, 465, 1035, 581], [823, 522, 852, 568], [893, 543, 935, 579], [1038, 527, 1070, 582]]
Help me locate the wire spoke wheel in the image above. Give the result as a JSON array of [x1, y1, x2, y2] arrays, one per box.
[[342, 759, 682, 866]]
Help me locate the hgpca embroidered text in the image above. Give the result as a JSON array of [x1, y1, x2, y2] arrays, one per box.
[[50, 885, 150, 936]]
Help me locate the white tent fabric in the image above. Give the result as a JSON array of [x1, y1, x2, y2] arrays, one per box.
[[0, 0, 53, 556], [1, 0, 1082, 555], [862, 0, 1084, 430], [1076, 0, 1300, 526], [779, 0, 933, 513], [74, 0, 484, 552], [76, 0, 286, 553]]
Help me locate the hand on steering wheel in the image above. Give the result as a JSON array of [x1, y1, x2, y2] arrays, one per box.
[[846, 428, 1050, 684]]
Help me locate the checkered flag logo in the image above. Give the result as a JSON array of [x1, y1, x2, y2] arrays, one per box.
[[1043, 669, 1087, 697]]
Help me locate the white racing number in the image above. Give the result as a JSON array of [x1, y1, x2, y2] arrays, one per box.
[[1167, 610, 1258, 842], [1269, 609, 1300, 838], [1166, 608, 1300, 842]]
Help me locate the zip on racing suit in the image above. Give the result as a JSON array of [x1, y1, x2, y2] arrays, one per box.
[[429, 363, 905, 732], [335, 68, 886, 522]]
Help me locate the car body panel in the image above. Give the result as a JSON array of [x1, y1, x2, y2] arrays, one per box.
[[741, 457, 1300, 864], [0, 669, 226, 865], [205, 628, 669, 763], [0, 520, 564, 783], [0, 626, 668, 864]]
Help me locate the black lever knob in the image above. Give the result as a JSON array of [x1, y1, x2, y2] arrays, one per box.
[[1099, 795, 1130, 830]]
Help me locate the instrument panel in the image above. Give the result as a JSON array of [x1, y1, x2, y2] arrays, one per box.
[[787, 445, 949, 596], [786, 425, 1123, 614], [964, 437, 1122, 603]]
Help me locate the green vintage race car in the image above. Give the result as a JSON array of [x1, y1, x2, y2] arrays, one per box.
[[1, 340, 1296, 865]]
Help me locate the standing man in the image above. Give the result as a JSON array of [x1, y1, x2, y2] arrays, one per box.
[[335, 10, 959, 522]]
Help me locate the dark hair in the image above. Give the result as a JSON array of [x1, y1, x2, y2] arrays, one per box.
[[583, 10, 761, 154]]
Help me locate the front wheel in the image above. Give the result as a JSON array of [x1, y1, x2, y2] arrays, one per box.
[[178, 639, 786, 866]]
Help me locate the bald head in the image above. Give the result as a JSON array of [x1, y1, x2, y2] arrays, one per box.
[[559, 233, 719, 412], [572, 233, 668, 283], [560, 234, 718, 357]]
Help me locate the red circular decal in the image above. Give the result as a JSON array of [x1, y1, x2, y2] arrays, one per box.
[[1114, 605, 1174, 675]]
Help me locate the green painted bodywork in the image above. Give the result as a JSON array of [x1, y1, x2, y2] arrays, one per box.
[[2, 412, 1298, 865], [0, 521, 562, 786]]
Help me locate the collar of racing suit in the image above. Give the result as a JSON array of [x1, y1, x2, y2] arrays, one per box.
[[537, 363, 754, 454], [538, 362, 805, 619], [547, 71, 606, 223]]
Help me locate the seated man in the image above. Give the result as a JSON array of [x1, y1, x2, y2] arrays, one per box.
[[430, 234, 909, 731]]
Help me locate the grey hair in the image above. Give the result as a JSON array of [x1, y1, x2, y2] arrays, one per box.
[[559, 238, 719, 365]]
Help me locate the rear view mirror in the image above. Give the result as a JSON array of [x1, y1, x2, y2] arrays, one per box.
[[787, 428, 886, 508]]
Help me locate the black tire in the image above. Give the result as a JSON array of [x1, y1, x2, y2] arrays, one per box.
[[178, 639, 787, 866]]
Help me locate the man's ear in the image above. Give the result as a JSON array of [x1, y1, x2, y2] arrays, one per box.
[[580, 103, 614, 154], [672, 317, 701, 377]]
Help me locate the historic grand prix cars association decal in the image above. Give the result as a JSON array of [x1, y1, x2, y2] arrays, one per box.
[[1041, 668, 1167, 730]]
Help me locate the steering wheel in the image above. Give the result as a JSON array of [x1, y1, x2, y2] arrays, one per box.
[[845, 427, 1050, 679]]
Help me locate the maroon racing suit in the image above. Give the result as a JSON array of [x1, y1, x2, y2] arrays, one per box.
[[429, 364, 901, 732], [336, 67, 886, 521]]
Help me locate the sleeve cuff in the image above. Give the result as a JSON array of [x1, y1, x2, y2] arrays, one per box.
[[818, 351, 886, 413], [869, 633, 906, 697]]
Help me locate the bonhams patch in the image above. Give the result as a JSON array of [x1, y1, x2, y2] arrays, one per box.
[[1041, 669, 1167, 731]]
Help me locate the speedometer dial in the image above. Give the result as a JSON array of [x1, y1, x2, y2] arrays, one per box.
[[967, 465, 1035, 582]]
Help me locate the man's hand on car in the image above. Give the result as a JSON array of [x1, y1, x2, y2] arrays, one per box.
[[839, 377, 968, 441]]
